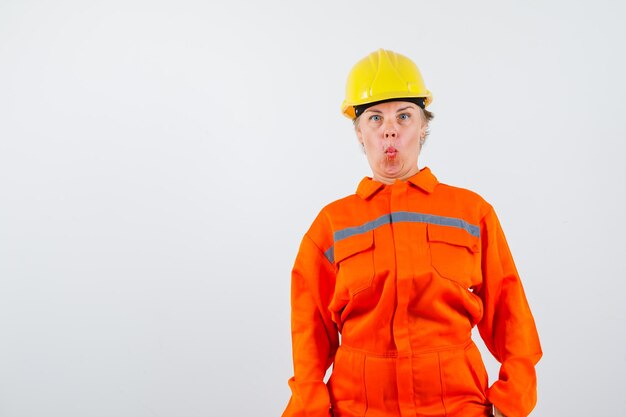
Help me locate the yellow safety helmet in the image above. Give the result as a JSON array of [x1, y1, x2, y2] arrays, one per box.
[[341, 49, 433, 119]]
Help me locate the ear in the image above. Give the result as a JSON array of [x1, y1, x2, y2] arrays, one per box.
[[355, 123, 364, 145], [420, 121, 428, 139]]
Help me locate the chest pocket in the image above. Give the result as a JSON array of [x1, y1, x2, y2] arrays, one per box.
[[427, 223, 480, 287], [334, 231, 375, 296]]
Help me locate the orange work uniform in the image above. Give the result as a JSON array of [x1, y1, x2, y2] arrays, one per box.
[[283, 167, 542, 417]]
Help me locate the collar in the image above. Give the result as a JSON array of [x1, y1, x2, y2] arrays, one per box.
[[356, 167, 439, 199]]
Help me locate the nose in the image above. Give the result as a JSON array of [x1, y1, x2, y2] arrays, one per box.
[[384, 129, 397, 140]]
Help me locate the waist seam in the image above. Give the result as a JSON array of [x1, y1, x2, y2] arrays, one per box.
[[339, 338, 473, 358]]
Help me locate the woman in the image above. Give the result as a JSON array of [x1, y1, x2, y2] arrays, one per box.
[[282, 49, 542, 417]]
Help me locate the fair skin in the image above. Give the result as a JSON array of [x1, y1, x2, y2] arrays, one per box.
[[355, 101, 427, 185], [356, 100, 508, 417]]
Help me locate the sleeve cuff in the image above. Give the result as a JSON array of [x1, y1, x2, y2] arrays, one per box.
[[283, 378, 331, 417]]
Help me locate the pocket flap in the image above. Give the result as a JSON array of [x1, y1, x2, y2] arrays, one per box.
[[334, 231, 374, 264], [427, 223, 480, 253]]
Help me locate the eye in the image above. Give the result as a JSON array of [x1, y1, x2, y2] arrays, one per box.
[[369, 114, 381, 122], [398, 113, 410, 121]]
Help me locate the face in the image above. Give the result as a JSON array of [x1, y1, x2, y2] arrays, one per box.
[[355, 101, 428, 184]]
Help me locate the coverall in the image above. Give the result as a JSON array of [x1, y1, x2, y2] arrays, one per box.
[[283, 167, 542, 417]]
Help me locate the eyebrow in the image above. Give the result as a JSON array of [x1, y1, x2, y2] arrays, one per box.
[[364, 105, 415, 114]]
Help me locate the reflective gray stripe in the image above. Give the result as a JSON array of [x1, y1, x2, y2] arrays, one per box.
[[324, 246, 335, 264], [334, 214, 393, 241], [324, 211, 480, 264], [390, 211, 480, 238]]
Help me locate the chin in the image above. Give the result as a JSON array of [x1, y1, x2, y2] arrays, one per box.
[[381, 165, 404, 177]]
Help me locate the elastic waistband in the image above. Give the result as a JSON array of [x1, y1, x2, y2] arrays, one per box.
[[339, 339, 474, 359]]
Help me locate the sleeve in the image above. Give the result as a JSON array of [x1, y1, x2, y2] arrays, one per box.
[[282, 233, 339, 417], [475, 207, 543, 417]]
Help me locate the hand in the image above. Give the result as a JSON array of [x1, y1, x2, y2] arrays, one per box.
[[494, 406, 506, 417]]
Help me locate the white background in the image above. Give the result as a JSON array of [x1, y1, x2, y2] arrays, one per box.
[[1, 0, 625, 416]]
